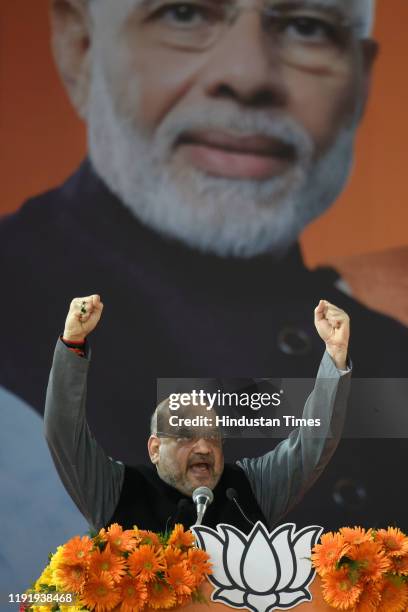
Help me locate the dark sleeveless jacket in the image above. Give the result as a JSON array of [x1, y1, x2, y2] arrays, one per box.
[[108, 463, 267, 534]]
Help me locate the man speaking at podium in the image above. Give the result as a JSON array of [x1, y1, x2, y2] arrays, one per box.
[[2, 0, 408, 530], [45, 296, 351, 532]]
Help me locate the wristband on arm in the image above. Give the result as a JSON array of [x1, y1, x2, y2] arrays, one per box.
[[60, 335, 86, 358]]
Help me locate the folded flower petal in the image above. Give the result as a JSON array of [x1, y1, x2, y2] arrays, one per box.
[[242, 524, 278, 593]]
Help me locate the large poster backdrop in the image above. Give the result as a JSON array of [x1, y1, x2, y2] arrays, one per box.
[[1, 0, 408, 598], [2, 0, 408, 262]]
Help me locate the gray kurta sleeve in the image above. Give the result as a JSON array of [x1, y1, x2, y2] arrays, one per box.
[[44, 339, 125, 531], [237, 351, 351, 528]]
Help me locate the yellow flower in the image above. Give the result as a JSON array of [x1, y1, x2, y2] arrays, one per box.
[[49, 546, 65, 571], [34, 565, 54, 590], [48, 546, 68, 588]]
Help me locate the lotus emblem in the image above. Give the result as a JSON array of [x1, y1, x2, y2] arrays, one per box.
[[192, 522, 322, 612]]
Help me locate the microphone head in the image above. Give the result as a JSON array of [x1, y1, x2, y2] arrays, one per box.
[[226, 487, 237, 501], [192, 486, 214, 505]]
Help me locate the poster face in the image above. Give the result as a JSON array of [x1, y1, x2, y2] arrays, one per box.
[[1, 0, 407, 596]]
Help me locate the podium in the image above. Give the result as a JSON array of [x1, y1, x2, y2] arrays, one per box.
[[165, 577, 330, 611], [29, 522, 333, 612], [174, 521, 329, 612]]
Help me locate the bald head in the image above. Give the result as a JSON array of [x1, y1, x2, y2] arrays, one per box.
[[150, 395, 221, 439], [150, 397, 170, 436]]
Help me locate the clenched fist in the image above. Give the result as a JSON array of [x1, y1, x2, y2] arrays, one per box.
[[63, 295, 104, 343], [314, 300, 350, 369]]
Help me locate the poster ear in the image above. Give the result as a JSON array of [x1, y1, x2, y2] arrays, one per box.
[[358, 39, 379, 118], [50, 0, 92, 119]]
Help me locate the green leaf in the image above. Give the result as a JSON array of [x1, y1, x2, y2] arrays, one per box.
[[192, 588, 209, 605]]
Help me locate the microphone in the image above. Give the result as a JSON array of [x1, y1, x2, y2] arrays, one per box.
[[165, 498, 193, 533], [226, 487, 255, 528], [192, 487, 214, 525]]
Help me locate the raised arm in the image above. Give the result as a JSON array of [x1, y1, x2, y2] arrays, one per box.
[[44, 295, 124, 531], [237, 300, 351, 528]]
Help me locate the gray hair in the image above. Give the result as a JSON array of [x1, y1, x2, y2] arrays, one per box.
[[356, 0, 376, 37]]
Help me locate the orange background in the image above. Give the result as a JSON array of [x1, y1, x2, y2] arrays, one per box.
[[1, 0, 407, 267]]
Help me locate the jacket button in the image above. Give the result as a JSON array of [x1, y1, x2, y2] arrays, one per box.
[[277, 327, 312, 356]]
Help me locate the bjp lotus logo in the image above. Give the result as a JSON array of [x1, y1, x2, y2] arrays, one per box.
[[192, 522, 323, 612]]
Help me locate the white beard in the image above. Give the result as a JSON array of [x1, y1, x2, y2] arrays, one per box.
[[88, 62, 356, 258]]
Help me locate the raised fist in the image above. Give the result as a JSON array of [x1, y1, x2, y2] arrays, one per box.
[[314, 300, 350, 369], [63, 295, 104, 342]]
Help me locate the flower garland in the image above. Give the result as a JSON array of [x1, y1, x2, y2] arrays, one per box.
[[312, 526, 408, 611], [25, 523, 212, 611]]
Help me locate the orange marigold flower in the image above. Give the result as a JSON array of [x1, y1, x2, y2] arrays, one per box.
[[101, 524, 136, 554], [176, 593, 193, 607], [62, 535, 93, 566], [55, 563, 87, 592], [186, 548, 212, 585], [353, 582, 382, 612], [322, 567, 362, 610], [134, 528, 161, 549], [119, 576, 148, 612], [391, 555, 408, 575], [378, 576, 408, 612], [146, 581, 176, 609], [80, 572, 121, 611], [339, 527, 373, 547], [168, 524, 195, 549], [128, 545, 166, 582], [375, 528, 408, 558], [164, 546, 184, 568], [349, 541, 391, 582], [88, 544, 126, 583], [166, 561, 196, 596], [311, 532, 351, 576]]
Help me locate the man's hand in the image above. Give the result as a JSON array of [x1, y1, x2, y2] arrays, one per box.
[[314, 300, 350, 370], [63, 295, 104, 342]]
